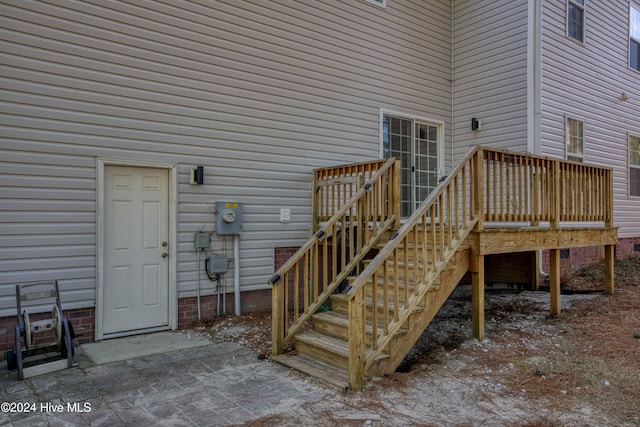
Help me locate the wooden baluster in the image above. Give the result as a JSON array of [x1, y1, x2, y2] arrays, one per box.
[[599, 168, 604, 221], [469, 155, 476, 216], [532, 158, 539, 223], [283, 273, 289, 334], [413, 225, 419, 296], [383, 260, 389, 335], [393, 159, 401, 228], [580, 165, 586, 221], [461, 165, 468, 229], [491, 153, 497, 222], [431, 204, 437, 269], [421, 213, 428, 285], [499, 151, 505, 222], [403, 236, 409, 308], [524, 157, 530, 223], [552, 160, 560, 229], [476, 149, 485, 229], [340, 214, 346, 273], [321, 239, 327, 301], [511, 155, 517, 221], [393, 247, 400, 322], [293, 262, 300, 322], [371, 271, 378, 349], [454, 175, 460, 239], [447, 184, 453, 244], [439, 194, 445, 261], [303, 252, 309, 310], [569, 164, 575, 221]]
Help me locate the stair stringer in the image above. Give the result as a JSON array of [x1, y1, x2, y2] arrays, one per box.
[[376, 247, 470, 375]]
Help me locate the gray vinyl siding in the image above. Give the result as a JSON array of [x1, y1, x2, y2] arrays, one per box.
[[540, 0, 640, 238], [452, 0, 529, 160], [0, 0, 452, 315]]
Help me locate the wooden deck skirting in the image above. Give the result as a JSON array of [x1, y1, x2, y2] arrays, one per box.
[[270, 146, 617, 391]]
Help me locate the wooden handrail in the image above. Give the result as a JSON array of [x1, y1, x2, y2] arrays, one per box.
[[270, 158, 401, 356]]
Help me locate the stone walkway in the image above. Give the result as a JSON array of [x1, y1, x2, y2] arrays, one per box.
[[1, 341, 326, 426]]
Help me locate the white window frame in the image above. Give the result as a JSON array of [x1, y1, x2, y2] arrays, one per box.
[[364, 0, 386, 8], [629, 134, 640, 198], [565, 116, 584, 162], [566, 0, 585, 43], [630, 5, 640, 72]]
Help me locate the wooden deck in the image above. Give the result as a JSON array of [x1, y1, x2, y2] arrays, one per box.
[[270, 146, 617, 390]]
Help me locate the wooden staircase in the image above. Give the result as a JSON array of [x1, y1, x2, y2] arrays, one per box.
[[274, 232, 470, 389], [270, 146, 617, 391]]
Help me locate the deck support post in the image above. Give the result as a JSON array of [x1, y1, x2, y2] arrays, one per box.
[[549, 248, 561, 316], [348, 288, 365, 391], [604, 244, 615, 295], [471, 254, 485, 340], [272, 283, 284, 356]]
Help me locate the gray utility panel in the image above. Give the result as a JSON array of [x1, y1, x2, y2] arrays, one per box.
[[216, 201, 243, 235]]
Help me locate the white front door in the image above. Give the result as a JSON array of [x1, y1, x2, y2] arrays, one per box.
[[103, 166, 169, 336]]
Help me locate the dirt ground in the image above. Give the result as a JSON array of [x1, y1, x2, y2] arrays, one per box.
[[190, 257, 640, 426]]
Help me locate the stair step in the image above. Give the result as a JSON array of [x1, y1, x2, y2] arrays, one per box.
[[294, 331, 389, 371], [330, 293, 425, 318], [272, 354, 350, 391], [361, 280, 442, 306], [313, 311, 408, 345]]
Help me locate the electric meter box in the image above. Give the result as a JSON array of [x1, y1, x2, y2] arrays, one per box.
[[216, 201, 243, 235]]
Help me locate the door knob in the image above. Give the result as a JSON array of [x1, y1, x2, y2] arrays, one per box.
[[162, 252, 168, 258]]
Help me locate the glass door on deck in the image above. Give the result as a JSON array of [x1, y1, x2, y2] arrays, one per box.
[[382, 115, 441, 218]]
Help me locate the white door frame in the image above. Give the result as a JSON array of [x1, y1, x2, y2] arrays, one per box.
[[379, 109, 445, 216], [96, 158, 178, 340]]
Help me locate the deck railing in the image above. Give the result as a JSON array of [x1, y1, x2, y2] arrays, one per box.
[[479, 149, 613, 227], [270, 158, 401, 355], [345, 146, 613, 390], [311, 159, 389, 232]]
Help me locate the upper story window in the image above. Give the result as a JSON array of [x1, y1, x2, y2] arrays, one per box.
[[567, 0, 585, 43], [365, 0, 386, 7], [629, 135, 640, 197], [566, 117, 584, 162], [630, 6, 640, 71]]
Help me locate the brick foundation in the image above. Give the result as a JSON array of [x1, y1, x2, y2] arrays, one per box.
[[177, 289, 272, 329], [613, 236, 640, 259], [2, 239, 637, 356], [540, 237, 640, 278]]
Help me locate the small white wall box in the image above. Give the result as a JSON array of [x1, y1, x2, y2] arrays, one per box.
[[215, 201, 243, 235], [194, 232, 210, 250], [280, 208, 291, 223]]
